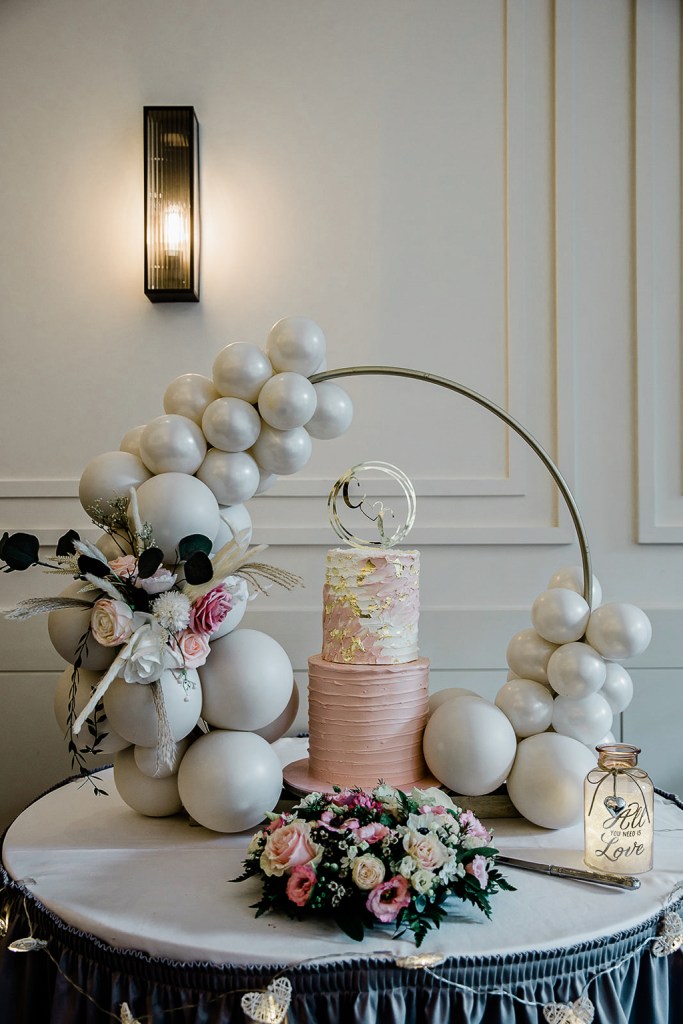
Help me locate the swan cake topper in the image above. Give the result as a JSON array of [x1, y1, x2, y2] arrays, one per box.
[[327, 461, 416, 548]]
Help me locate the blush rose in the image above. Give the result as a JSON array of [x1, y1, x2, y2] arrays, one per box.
[[90, 599, 135, 647], [174, 629, 211, 669], [259, 821, 322, 878], [189, 585, 233, 636]]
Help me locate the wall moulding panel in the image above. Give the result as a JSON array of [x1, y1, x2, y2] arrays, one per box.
[[636, 0, 683, 542]]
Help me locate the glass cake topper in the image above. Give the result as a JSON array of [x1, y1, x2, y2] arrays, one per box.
[[327, 461, 416, 548]]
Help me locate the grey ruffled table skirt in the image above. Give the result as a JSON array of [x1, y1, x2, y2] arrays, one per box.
[[1, 769, 682, 1023]]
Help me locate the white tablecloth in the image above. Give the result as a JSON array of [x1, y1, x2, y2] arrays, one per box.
[[3, 740, 682, 967]]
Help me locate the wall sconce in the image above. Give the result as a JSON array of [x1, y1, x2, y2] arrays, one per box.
[[144, 106, 200, 302]]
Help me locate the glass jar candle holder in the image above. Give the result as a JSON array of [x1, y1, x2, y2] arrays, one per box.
[[584, 743, 653, 874]]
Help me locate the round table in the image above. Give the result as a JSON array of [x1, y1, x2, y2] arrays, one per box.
[[1, 744, 682, 1023]]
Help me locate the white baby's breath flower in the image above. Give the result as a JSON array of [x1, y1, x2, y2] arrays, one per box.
[[152, 591, 191, 632]]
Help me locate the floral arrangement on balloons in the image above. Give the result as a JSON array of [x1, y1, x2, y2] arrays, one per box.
[[2, 316, 354, 833]]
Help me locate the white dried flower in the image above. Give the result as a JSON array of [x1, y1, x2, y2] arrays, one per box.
[[151, 591, 191, 632]]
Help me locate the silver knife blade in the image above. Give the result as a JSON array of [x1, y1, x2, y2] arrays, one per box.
[[497, 855, 641, 890]]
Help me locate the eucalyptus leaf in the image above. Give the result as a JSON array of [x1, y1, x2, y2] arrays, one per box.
[[77, 555, 111, 579], [56, 529, 80, 556], [0, 532, 40, 571], [184, 551, 213, 585], [178, 534, 213, 560], [137, 547, 164, 578]]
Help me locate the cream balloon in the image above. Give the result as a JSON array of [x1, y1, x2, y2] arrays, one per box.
[[585, 603, 652, 661], [423, 695, 517, 795], [252, 682, 300, 743], [212, 343, 273, 402], [531, 589, 590, 645], [586, 730, 616, 755], [507, 733, 596, 828], [114, 747, 183, 817], [255, 468, 278, 495], [47, 582, 116, 671], [257, 372, 317, 430], [551, 692, 613, 746], [96, 532, 132, 559], [548, 565, 602, 609], [119, 425, 146, 459], [506, 628, 558, 684], [103, 669, 202, 747], [139, 414, 207, 475], [213, 503, 253, 551], [494, 678, 554, 738], [201, 397, 261, 452], [163, 373, 220, 425], [177, 730, 283, 833], [198, 628, 293, 731], [600, 662, 634, 714], [546, 642, 607, 699], [134, 473, 220, 565], [250, 423, 312, 475], [427, 687, 482, 717], [134, 737, 191, 778], [265, 315, 327, 375], [79, 451, 152, 517], [53, 667, 131, 754], [304, 382, 354, 440], [196, 449, 260, 505]]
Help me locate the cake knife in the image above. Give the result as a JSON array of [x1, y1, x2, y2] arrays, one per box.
[[496, 856, 641, 890]]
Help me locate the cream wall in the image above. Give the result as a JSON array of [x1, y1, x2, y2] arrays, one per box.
[[1, 0, 681, 830]]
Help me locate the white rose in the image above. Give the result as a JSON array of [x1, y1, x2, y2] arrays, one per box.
[[403, 830, 449, 871], [121, 621, 178, 684], [351, 854, 386, 891], [410, 869, 435, 895]]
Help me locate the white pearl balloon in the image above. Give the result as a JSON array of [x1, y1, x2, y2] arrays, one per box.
[[265, 315, 327, 375], [252, 682, 300, 743], [250, 423, 312, 475], [304, 382, 354, 440], [134, 737, 191, 778], [548, 565, 602, 609], [177, 730, 283, 833], [134, 473, 220, 565], [531, 589, 590, 644], [202, 398, 261, 452], [600, 662, 634, 713], [114, 747, 183, 817], [506, 628, 558, 684], [494, 678, 554, 738], [198, 628, 294, 731], [163, 373, 220, 425], [213, 503, 253, 552], [585, 603, 652, 661], [586, 730, 616, 756], [551, 692, 613, 746], [423, 695, 517, 796], [212, 343, 273, 402], [47, 582, 117, 671], [139, 414, 207, 475], [196, 449, 260, 505], [119, 425, 146, 459], [79, 451, 152, 516], [255, 468, 278, 494], [53, 667, 131, 754], [428, 687, 481, 716], [507, 733, 596, 829], [103, 669, 202, 747], [258, 372, 317, 430], [546, 642, 607, 699]]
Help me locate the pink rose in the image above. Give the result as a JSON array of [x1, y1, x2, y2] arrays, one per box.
[[460, 810, 492, 845], [259, 821, 323, 878], [356, 822, 390, 844], [90, 599, 135, 647], [365, 875, 411, 923], [286, 864, 317, 907], [403, 830, 449, 871], [466, 855, 489, 889], [189, 585, 233, 636], [174, 629, 211, 669], [108, 555, 137, 579]]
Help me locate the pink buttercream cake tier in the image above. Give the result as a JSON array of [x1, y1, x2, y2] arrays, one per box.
[[284, 654, 432, 792]]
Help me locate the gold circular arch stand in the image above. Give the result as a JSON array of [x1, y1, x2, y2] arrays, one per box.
[[310, 364, 593, 609]]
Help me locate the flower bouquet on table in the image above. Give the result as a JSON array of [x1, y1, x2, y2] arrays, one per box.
[[1, 489, 300, 789], [234, 783, 515, 947]]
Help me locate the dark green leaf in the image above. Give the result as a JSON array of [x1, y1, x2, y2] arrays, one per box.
[[334, 912, 365, 942], [178, 534, 213, 561], [0, 532, 40, 571], [56, 530, 80, 556], [184, 551, 213, 585], [77, 554, 110, 578], [137, 547, 164, 578]]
